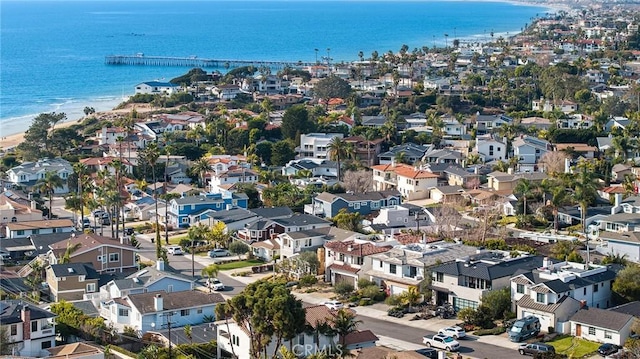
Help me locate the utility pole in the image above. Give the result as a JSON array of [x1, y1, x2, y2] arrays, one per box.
[[165, 312, 175, 359], [192, 240, 195, 278], [415, 212, 420, 232]]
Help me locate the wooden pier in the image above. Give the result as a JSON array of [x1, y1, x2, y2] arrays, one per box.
[[105, 54, 314, 69]]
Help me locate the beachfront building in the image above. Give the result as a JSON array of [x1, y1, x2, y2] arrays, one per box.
[[134, 81, 180, 95]]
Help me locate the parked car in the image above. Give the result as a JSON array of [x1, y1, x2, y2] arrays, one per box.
[[323, 300, 344, 311], [92, 209, 105, 217], [166, 246, 183, 255], [518, 342, 555, 356], [597, 343, 620, 356], [124, 227, 135, 236], [100, 213, 111, 225], [508, 316, 541, 342], [206, 278, 225, 291], [0, 251, 11, 260], [78, 217, 91, 229], [415, 348, 439, 358], [208, 249, 230, 258], [422, 334, 460, 352], [438, 326, 466, 339]]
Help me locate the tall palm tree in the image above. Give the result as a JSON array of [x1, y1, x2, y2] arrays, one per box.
[[363, 129, 376, 166], [331, 309, 362, 348], [327, 137, 348, 181], [573, 163, 601, 265], [37, 171, 64, 219], [191, 157, 211, 188], [110, 159, 127, 241], [201, 264, 220, 280], [514, 179, 534, 216], [544, 179, 570, 232], [143, 143, 161, 250], [72, 162, 89, 224]]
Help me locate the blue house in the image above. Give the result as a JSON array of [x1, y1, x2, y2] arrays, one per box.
[[168, 193, 248, 227], [305, 190, 401, 218]]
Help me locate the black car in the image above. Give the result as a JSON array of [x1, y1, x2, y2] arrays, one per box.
[[416, 348, 439, 359], [519, 343, 555, 356], [597, 343, 620, 356], [124, 227, 134, 236]]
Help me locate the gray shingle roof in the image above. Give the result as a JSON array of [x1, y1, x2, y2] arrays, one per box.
[[517, 294, 579, 314], [570, 307, 634, 331], [315, 190, 400, 203], [610, 301, 640, 317], [274, 214, 331, 227], [127, 290, 224, 315], [0, 300, 56, 325], [248, 207, 293, 219], [50, 263, 99, 279], [432, 255, 544, 281]]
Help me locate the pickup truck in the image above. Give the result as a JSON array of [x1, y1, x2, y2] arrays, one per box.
[[422, 334, 460, 352]]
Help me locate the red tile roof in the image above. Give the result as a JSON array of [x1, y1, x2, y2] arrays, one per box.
[[328, 263, 360, 274]]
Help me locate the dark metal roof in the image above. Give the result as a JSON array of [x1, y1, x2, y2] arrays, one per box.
[[127, 290, 224, 315], [570, 307, 634, 331], [0, 300, 56, 325], [432, 255, 544, 281], [248, 207, 293, 219], [50, 263, 99, 279]]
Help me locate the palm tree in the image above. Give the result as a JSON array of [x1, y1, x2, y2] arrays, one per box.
[[544, 180, 570, 232], [72, 162, 89, 224], [572, 163, 601, 265], [328, 137, 348, 181], [331, 309, 362, 348], [363, 129, 376, 166], [186, 126, 206, 146], [191, 157, 211, 188], [142, 143, 161, 249], [514, 179, 534, 217], [492, 161, 510, 172], [37, 171, 64, 219], [399, 287, 422, 312], [183, 324, 193, 345], [201, 264, 220, 280], [110, 159, 127, 241]]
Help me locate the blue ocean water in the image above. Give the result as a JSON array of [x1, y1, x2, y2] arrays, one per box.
[[0, 0, 549, 136]]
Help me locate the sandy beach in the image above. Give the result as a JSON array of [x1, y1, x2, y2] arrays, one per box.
[[0, 103, 156, 151]]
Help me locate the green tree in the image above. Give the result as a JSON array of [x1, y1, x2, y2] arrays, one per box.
[[37, 171, 64, 219], [281, 105, 314, 141], [215, 279, 306, 358], [17, 112, 66, 160], [514, 179, 535, 216], [613, 265, 640, 302], [183, 324, 193, 345], [271, 140, 296, 166], [332, 208, 363, 232], [201, 264, 220, 281], [0, 326, 14, 355], [481, 287, 512, 319], [572, 163, 601, 237], [313, 75, 352, 109], [191, 157, 211, 188], [399, 287, 422, 312], [550, 240, 579, 261], [602, 253, 628, 265], [327, 136, 347, 181], [228, 241, 250, 257], [331, 308, 362, 348], [566, 251, 584, 263], [255, 141, 273, 165], [188, 223, 212, 248], [142, 143, 162, 251]]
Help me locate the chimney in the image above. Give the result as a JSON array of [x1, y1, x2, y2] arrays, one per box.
[[156, 260, 165, 271], [579, 300, 587, 308], [30, 200, 37, 210], [154, 294, 163, 311], [543, 257, 553, 269], [21, 304, 31, 340], [507, 167, 513, 175]]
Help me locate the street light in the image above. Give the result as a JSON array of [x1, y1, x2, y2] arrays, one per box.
[[314, 48, 319, 64]]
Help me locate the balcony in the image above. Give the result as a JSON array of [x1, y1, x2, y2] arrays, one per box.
[[304, 204, 324, 216]]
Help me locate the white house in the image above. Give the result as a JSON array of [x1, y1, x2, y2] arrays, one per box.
[[0, 300, 57, 357], [371, 163, 439, 200], [513, 135, 551, 171], [324, 238, 392, 288], [5, 219, 75, 239], [100, 290, 224, 333], [209, 168, 259, 193], [442, 117, 467, 136], [570, 307, 635, 346], [212, 84, 242, 100], [134, 81, 179, 95], [6, 158, 73, 194], [475, 134, 507, 162], [0, 193, 42, 226], [297, 133, 344, 159], [597, 231, 640, 263]]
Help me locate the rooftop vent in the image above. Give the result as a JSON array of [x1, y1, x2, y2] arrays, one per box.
[[67, 268, 75, 273]]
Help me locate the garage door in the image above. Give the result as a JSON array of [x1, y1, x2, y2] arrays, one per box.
[[389, 285, 405, 296]]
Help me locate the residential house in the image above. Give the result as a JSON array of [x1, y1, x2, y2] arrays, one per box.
[[80, 157, 134, 176], [212, 84, 242, 100], [0, 300, 57, 357], [0, 195, 41, 229], [324, 239, 393, 288], [513, 135, 552, 171], [47, 233, 138, 273], [597, 231, 640, 263], [237, 213, 331, 243], [532, 98, 577, 114], [429, 186, 465, 204], [343, 136, 384, 166], [97, 261, 195, 304], [554, 143, 598, 159], [305, 190, 401, 218], [241, 74, 282, 93], [297, 133, 344, 159], [204, 208, 260, 232], [134, 81, 179, 95], [361, 115, 387, 128], [5, 219, 75, 239], [470, 113, 512, 135], [599, 195, 640, 232], [209, 168, 259, 192], [167, 193, 248, 228], [570, 307, 635, 346], [441, 117, 467, 137], [475, 134, 508, 162], [281, 158, 339, 179], [511, 259, 619, 333], [216, 305, 375, 359], [486, 171, 547, 191], [46, 263, 99, 302], [557, 114, 594, 129], [165, 162, 192, 184], [371, 164, 439, 200], [605, 117, 630, 132], [250, 238, 280, 262], [443, 165, 480, 188], [430, 252, 544, 311], [520, 117, 553, 131], [101, 290, 224, 333], [377, 143, 429, 165], [365, 242, 478, 298], [556, 205, 612, 229], [47, 343, 104, 359], [611, 164, 633, 183], [6, 158, 73, 194], [423, 148, 464, 165]]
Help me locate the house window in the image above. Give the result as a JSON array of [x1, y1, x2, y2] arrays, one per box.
[[32, 229, 39, 235], [118, 309, 129, 317], [517, 284, 525, 294], [584, 288, 587, 295], [605, 331, 612, 339], [390, 264, 397, 274], [379, 260, 383, 268], [17, 230, 24, 236], [435, 272, 444, 282], [593, 284, 598, 292], [180, 309, 190, 316], [31, 321, 38, 332], [10, 324, 16, 336], [536, 293, 545, 303], [41, 341, 52, 349], [588, 327, 596, 335], [197, 308, 203, 314], [409, 266, 417, 278], [168, 285, 173, 293], [86, 283, 96, 292], [109, 253, 119, 262]]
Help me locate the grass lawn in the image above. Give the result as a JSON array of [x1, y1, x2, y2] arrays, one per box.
[[217, 259, 265, 271], [546, 336, 600, 358], [168, 235, 188, 245]]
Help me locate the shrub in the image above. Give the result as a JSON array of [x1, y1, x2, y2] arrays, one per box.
[[334, 282, 354, 297], [458, 307, 476, 324], [385, 294, 402, 306], [472, 327, 506, 336], [357, 278, 376, 288], [359, 298, 372, 306], [348, 295, 361, 303], [359, 285, 381, 300], [299, 274, 318, 288], [229, 241, 250, 256]]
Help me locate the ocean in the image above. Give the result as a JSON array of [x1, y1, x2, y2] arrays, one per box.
[[0, 0, 550, 136]]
